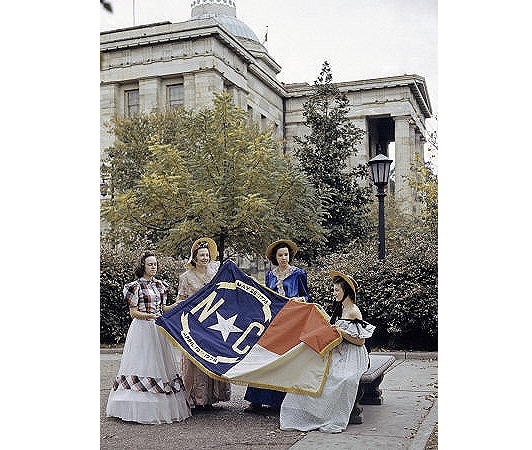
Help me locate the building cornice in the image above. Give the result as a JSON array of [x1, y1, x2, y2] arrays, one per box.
[[101, 19, 288, 98], [283, 74, 432, 118], [100, 21, 172, 36]]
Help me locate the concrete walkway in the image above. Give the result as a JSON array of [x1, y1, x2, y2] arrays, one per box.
[[101, 350, 438, 449]]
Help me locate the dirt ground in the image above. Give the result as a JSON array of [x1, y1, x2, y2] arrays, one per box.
[[101, 358, 305, 449]]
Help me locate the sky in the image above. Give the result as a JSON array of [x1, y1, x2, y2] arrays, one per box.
[[100, 0, 438, 86], [100, 0, 438, 144]]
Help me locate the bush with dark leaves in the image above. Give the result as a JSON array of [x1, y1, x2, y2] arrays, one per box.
[[308, 227, 437, 351], [100, 243, 184, 345]]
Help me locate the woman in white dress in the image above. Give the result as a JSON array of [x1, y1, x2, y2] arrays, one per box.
[[106, 251, 191, 424], [279, 270, 375, 433], [176, 237, 231, 410]]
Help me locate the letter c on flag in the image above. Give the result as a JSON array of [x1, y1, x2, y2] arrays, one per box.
[[232, 322, 265, 354]]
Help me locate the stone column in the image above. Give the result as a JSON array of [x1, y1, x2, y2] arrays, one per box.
[[100, 83, 119, 156], [350, 118, 369, 169], [366, 119, 378, 159], [420, 134, 427, 164], [394, 115, 415, 214], [194, 70, 224, 109], [100, 83, 119, 230], [139, 78, 161, 113], [226, 85, 247, 109], [412, 129, 426, 215], [415, 129, 425, 164], [183, 74, 196, 109]]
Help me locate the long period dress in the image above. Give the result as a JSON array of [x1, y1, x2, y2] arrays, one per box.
[[106, 278, 191, 424], [279, 318, 375, 433], [244, 265, 309, 409], [177, 261, 231, 407]]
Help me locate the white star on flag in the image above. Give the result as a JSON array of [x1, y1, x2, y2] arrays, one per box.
[[208, 312, 243, 341]]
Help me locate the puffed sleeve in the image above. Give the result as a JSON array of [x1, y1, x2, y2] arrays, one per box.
[[336, 319, 376, 339], [264, 270, 275, 291], [123, 281, 140, 308], [157, 279, 168, 304], [296, 268, 309, 302], [177, 272, 190, 300]]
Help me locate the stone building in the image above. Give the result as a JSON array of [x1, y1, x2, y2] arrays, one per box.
[[100, 0, 433, 214]]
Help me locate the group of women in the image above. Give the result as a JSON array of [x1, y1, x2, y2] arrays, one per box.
[[105, 237, 374, 433]]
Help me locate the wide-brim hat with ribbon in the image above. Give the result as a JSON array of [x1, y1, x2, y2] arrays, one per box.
[[329, 270, 359, 296], [186, 237, 218, 268], [265, 239, 298, 263]]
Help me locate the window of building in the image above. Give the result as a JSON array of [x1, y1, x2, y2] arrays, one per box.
[[260, 114, 267, 129], [274, 122, 280, 134], [125, 89, 139, 117], [168, 84, 184, 109]]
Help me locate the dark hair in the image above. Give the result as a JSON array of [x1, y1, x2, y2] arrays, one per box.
[[330, 302, 342, 325], [190, 241, 210, 267], [330, 276, 355, 324], [270, 243, 294, 266], [134, 250, 156, 278], [332, 276, 355, 302]]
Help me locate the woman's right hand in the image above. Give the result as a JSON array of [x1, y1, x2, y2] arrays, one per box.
[[143, 313, 159, 321]]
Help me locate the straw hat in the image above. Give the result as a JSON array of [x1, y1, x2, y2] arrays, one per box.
[[265, 239, 298, 263], [329, 270, 359, 296], [330, 271, 362, 320], [186, 237, 218, 268]]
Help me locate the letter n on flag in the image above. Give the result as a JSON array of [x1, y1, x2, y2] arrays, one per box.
[[156, 260, 342, 396]]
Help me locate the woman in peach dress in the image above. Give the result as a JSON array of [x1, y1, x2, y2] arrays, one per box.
[[176, 237, 231, 410]]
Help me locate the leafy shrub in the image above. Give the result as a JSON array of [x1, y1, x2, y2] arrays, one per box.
[[308, 224, 437, 351], [101, 200, 437, 350], [100, 243, 185, 345]]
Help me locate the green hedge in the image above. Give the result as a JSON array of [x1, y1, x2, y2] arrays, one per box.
[[100, 244, 184, 345], [101, 228, 437, 350], [307, 229, 437, 351]]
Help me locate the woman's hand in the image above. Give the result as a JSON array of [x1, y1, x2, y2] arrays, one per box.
[[162, 302, 178, 313], [130, 307, 159, 321], [141, 312, 159, 321], [338, 328, 365, 346]]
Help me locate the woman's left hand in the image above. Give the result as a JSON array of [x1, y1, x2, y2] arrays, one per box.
[[162, 302, 178, 313]]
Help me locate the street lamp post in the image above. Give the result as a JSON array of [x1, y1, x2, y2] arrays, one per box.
[[368, 153, 393, 260]]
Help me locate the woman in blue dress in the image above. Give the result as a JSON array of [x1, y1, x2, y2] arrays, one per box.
[[244, 239, 309, 412]]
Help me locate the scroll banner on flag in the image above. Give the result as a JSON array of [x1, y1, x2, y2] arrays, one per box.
[[156, 259, 342, 396]]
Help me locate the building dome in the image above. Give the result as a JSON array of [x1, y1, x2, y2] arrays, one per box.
[[190, 0, 260, 42]]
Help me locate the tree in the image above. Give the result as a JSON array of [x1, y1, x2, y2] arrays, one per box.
[[293, 61, 372, 257], [101, 91, 326, 261], [407, 154, 438, 234]]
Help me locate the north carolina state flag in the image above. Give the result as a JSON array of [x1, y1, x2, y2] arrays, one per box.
[[156, 260, 341, 396]]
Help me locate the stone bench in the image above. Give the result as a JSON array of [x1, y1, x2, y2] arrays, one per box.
[[349, 354, 395, 424]]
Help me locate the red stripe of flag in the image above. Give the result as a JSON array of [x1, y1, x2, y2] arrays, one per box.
[[256, 301, 340, 355]]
